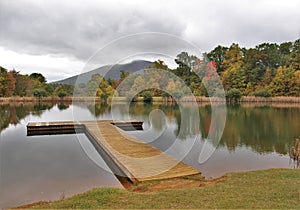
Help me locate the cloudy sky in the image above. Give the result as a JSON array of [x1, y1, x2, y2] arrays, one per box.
[[0, 0, 299, 82]]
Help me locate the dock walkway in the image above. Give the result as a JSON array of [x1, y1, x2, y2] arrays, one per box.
[[27, 120, 200, 183]]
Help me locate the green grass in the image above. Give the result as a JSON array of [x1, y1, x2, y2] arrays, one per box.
[[26, 169, 300, 209]]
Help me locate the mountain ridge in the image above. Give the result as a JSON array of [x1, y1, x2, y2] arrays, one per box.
[[52, 60, 153, 85]]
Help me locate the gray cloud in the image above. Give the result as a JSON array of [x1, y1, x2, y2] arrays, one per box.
[[0, 0, 299, 81], [181, 0, 300, 51], [0, 0, 187, 61]]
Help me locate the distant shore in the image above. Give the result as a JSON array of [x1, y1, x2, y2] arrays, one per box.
[[1, 96, 300, 104]]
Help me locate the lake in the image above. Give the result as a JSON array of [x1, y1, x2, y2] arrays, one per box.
[[0, 102, 299, 208]]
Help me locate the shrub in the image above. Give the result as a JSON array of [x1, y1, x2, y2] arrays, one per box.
[[33, 88, 48, 99], [57, 89, 67, 99], [142, 91, 153, 103], [226, 88, 242, 103], [252, 90, 272, 98]]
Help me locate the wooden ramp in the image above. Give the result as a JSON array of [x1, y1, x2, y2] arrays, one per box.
[[27, 120, 200, 183]]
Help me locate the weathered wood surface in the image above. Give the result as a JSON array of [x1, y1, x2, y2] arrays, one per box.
[[27, 120, 200, 183], [27, 121, 85, 135]]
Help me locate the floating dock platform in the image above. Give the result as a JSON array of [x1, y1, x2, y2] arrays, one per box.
[[27, 120, 200, 183]]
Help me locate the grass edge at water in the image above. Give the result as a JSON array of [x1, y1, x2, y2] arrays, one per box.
[[16, 168, 300, 209]]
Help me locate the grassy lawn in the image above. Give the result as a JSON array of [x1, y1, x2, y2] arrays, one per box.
[[21, 169, 300, 209]]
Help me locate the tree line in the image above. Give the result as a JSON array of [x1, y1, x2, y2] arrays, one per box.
[[1, 39, 299, 100], [74, 39, 300, 101], [206, 39, 300, 97], [0, 67, 73, 98]]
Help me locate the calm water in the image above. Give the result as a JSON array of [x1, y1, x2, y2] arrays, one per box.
[[0, 102, 299, 208]]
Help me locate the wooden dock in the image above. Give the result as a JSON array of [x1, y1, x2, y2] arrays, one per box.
[[27, 120, 200, 183]]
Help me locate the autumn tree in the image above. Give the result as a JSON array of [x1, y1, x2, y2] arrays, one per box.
[[175, 52, 198, 69], [202, 61, 224, 96], [29, 73, 46, 83], [222, 43, 243, 70], [85, 74, 114, 101], [221, 44, 247, 93], [291, 70, 300, 95], [86, 74, 102, 96], [5, 71, 16, 97], [206, 45, 228, 73], [97, 78, 114, 101], [151, 60, 170, 71], [12, 71, 32, 96], [130, 75, 146, 96], [173, 52, 201, 89], [269, 66, 297, 96], [0, 66, 10, 97], [255, 67, 273, 91]]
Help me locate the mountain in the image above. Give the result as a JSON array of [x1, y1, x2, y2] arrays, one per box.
[[52, 60, 153, 85]]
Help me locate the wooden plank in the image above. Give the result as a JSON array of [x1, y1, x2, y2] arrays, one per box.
[[26, 120, 200, 183], [84, 121, 200, 182]]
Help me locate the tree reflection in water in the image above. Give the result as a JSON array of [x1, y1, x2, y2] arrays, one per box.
[[0, 103, 51, 132], [1, 102, 299, 156]]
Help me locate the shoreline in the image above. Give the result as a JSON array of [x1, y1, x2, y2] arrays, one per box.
[[1, 96, 300, 104]]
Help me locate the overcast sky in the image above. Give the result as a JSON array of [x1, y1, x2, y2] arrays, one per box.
[[0, 0, 299, 82]]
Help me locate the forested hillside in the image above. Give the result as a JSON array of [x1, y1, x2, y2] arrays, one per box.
[[1, 39, 299, 99], [206, 39, 300, 96], [73, 39, 299, 99]]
